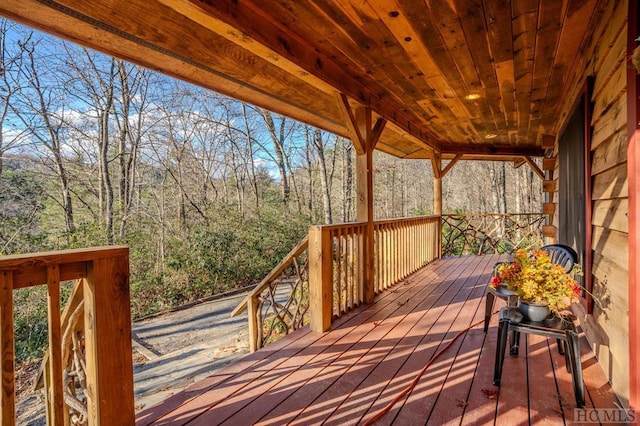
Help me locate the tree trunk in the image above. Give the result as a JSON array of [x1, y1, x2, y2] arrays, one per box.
[[342, 137, 353, 222], [259, 109, 289, 206], [311, 128, 332, 224]]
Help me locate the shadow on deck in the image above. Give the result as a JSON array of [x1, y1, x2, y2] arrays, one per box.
[[136, 255, 620, 425]]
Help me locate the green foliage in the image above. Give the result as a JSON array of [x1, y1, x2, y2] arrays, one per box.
[[0, 165, 48, 255], [129, 208, 308, 318], [13, 287, 49, 362]]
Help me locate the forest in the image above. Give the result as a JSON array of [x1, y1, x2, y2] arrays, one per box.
[[0, 19, 542, 363]]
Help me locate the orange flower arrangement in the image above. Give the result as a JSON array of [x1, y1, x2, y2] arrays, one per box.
[[490, 248, 582, 312]]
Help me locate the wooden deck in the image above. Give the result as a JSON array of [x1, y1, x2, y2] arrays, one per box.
[[136, 255, 620, 425]]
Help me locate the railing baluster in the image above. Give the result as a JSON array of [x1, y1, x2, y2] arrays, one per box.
[[335, 229, 343, 317], [0, 271, 14, 426], [46, 265, 64, 425]]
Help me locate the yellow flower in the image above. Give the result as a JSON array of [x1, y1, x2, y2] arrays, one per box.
[[494, 249, 582, 312]]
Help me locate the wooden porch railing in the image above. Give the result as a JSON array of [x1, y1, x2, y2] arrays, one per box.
[[0, 247, 134, 426], [441, 213, 545, 256], [233, 215, 441, 350], [230, 236, 309, 352], [373, 216, 440, 293]]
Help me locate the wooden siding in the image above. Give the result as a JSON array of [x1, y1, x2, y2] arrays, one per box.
[[136, 256, 620, 425], [554, 0, 630, 406]]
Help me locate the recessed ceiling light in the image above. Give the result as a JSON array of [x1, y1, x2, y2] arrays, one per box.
[[465, 93, 481, 100], [485, 133, 498, 139]]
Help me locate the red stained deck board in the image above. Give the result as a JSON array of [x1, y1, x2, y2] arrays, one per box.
[[495, 333, 531, 425], [426, 258, 505, 425], [294, 255, 491, 426], [526, 334, 565, 424], [459, 303, 502, 426], [237, 259, 467, 426], [355, 255, 490, 424], [384, 254, 498, 425], [138, 256, 622, 426], [318, 257, 489, 426]]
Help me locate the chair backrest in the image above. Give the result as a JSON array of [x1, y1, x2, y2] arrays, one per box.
[[540, 244, 578, 272]]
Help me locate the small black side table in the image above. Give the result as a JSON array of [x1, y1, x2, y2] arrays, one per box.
[[493, 307, 585, 408]]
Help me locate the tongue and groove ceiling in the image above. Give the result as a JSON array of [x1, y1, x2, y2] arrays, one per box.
[[0, 0, 604, 161]]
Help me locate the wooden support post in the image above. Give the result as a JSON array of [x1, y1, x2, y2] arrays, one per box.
[[357, 148, 376, 303], [247, 296, 260, 352], [0, 271, 14, 426], [46, 266, 64, 425], [340, 94, 386, 305], [308, 226, 333, 332], [432, 153, 443, 258], [84, 254, 134, 425]]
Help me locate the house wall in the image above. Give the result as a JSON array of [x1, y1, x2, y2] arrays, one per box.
[[552, 0, 630, 405]]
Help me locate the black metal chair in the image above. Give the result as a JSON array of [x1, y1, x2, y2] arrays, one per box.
[[483, 244, 578, 333], [493, 307, 585, 408]]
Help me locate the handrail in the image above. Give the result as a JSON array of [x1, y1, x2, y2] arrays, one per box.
[[0, 246, 134, 426], [231, 234, 308, 317], [234, 216, 442, 350], [441, 213, 545, 256], [308, 215, 440, 332]]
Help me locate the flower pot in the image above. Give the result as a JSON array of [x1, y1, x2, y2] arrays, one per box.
[[518, 300, 549, 322]]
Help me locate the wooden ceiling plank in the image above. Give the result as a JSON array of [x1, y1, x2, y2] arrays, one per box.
[[537, 0, 601, 136], [427, 1, 498, 139], [157, 0, 336, 94], [527, 0, 565, 146], [454, 0, 507, 136], [384, 121, 439, 154], [495, 60, 517, 130], [485, 0, 517, 136], [188, 0, 441, 151], [394, 0, 486, 141], [365, 0, 473, 131], [512, 8, 537, 145], [276, 0, 436, 124]]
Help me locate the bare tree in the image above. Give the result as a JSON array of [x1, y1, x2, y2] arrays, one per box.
[[258, 109, 290, 205], [341, 137, 353, 222], [114, 61, 150, 239], [308, 127, 333, 224], [0, 20, 30, 177], [16, 38, 76, 235]]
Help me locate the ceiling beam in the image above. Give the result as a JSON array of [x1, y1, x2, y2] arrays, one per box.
[[186, 0, 441, 152], [440, 144, 545, 157]]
